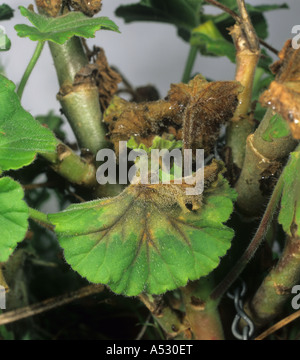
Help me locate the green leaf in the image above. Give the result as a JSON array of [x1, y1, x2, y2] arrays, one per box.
[[15, 6, 120, 45], [0, 177, 28, 262], [0, 4, 14, 21], [278, 151, 300, 237], [190, 20, 235, 62], [115, 0, 199, 32], [127, 135, 182, 154], [36, 112, 66, 141], [0, 75, 57, 172], [262, 114, 291, 142], [49, 173, 237, 296]]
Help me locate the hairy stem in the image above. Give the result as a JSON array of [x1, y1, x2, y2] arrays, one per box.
[[211, 172, 285, 301], [248, 235, 300, 326], [28, 207, 54, 230], [17, 41, 45, 100], [0, 284, 104, 326]]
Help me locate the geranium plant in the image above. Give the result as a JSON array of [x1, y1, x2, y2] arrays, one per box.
[[0, 0, 299, 341]]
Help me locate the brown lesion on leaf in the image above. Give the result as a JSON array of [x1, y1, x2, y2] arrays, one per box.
[[260, 39, 300, 139], [104, 75, 242, 156], [130, 159, 224, 215]]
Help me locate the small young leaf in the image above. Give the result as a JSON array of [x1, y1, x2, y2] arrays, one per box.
[[0, 177, 28, 262], [190, 20, 235, 62], [262, 114, 291, 142], [49, 171, 237, 296], [0, 75, 57, 172], [0, 4, 14, 21], [278, 151, 300, 237], [15, 6, 120, 45]]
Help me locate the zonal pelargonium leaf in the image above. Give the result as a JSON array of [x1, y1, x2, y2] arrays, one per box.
[[15, 6, 120, 45], [0, 177, 28, 262], [278, 151, 300, 237], [0, 75, 57, 172], [49, 171, 237, 296]]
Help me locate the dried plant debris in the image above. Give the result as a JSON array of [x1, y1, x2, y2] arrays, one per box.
[[36, 0, 63, 17], [73, 47, 121, 111], [68, 0, 102, 17], [37, 0, 102, 17], [104, 75, 243, 156], [260, 40, 300, 139]]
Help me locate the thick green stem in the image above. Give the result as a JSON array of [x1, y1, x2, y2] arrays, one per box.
[[248, 235, 300, 326], [181, 46, 198, 83], [49, 38, 107, 154], [138, 294, 190, 340], [226, 0, 260, 171], [41, 140, 97, 188], [182, 278, 224, 340], [17, 41, 45, 100], [28, 207, 54, 230], [235, 109, 297, 216], [211, 172, 284, 301]]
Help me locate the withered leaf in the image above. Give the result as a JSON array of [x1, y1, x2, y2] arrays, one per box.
[[36, 0, 63, 17], [171, 78, 243, 152], [104, 75, 242, 156], [260, 40, 300, 139], [69, 0, 102, 17]]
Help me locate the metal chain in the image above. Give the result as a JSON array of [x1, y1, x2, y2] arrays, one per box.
[[227, 279, 255, 340]]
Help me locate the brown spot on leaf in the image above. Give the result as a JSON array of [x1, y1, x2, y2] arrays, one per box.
[[260, 40, 300, 139]]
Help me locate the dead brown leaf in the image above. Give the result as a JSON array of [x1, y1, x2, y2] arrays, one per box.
[[36, 0, 63, 17], [69, 0, 102, 16], [103, 75, 242, 155], [260, 39, 300, 139]]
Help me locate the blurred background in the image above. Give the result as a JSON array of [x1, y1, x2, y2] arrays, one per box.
[[1, 0, 299, 122]]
